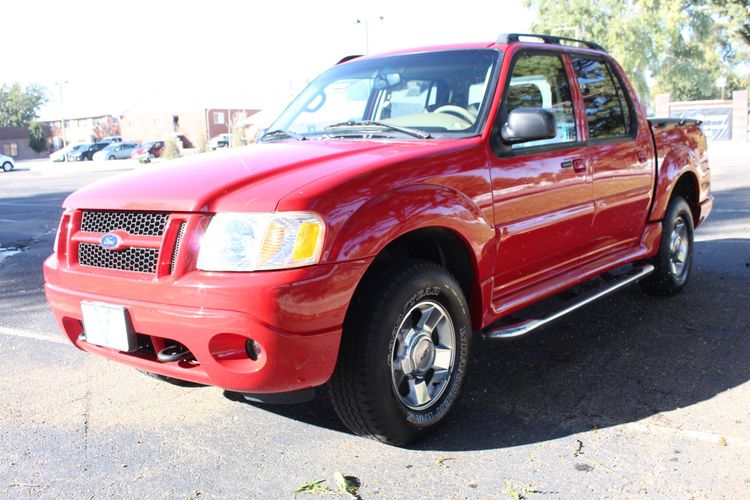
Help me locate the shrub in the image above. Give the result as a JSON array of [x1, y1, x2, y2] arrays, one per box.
[[232, 127, 245, 147], [162, 137, 180, 160], [197, 134, 208, 154]]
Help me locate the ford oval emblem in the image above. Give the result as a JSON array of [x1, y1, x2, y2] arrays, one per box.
[[100, 233, 123, 250]]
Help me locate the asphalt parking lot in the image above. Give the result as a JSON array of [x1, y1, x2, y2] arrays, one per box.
[[0, 149, 748, 498]]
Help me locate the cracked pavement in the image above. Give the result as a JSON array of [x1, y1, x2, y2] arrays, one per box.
[[0, 152, 748, 498]]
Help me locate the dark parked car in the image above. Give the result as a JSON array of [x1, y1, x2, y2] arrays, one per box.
[[69, 142, 109, 161], [65, 143, 92, 161], [131, 141, 164, 163]]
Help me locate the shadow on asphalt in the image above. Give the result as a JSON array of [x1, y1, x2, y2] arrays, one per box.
[[226, 238, 750, 450]]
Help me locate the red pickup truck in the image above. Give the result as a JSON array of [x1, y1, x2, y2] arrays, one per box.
[[44, 33, 712, 446]]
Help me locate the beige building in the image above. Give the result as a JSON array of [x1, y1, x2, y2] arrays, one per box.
[[119, 96, 259, 148]]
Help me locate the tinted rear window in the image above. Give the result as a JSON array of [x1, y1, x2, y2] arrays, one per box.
[[571, 56, 633, 140]]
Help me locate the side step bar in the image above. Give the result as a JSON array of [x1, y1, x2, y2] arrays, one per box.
[[482, 264, 655, 340]]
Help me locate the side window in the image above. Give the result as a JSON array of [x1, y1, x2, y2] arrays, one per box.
[[571, 56, 633, 140], [505, 53, 577, 149]]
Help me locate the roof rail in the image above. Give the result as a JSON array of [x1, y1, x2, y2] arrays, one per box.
[[496, 33, 606, 52], [337, 55, 363, 65]]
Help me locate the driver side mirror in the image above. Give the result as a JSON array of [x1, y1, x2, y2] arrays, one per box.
[[500, 108, 556, 144]]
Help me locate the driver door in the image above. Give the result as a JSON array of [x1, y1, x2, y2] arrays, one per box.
[[489, 50, 594, 301]]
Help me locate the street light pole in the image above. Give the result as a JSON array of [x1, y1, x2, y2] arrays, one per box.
[[55, 81, 69, 150], [355, 16, 384, 54]]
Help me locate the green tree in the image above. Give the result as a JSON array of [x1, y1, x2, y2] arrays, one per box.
[[523, 0, 748, 104], [28, 121, 47, 153], [709, 0, 750, 44], [0, 83, 47, 127]]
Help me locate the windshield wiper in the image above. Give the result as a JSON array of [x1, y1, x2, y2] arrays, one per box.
[[258, 129, 307, 142], [325, 120, 432, 139]]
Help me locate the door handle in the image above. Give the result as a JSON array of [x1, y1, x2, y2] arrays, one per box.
[[636, 149, 648, 163], [561, 158, 586, 173]]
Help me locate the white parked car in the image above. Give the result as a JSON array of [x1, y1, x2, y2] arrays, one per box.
[[50, 145, 75, 162], [1, 154, 15, 172]]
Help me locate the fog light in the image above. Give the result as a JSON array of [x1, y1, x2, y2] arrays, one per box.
[[245, 339, 262, 361]]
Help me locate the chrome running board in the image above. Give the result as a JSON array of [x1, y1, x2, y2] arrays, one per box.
[[482, 264, 655, 340]]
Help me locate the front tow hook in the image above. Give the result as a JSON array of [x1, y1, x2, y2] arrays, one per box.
[[157, 344, 193, 363]]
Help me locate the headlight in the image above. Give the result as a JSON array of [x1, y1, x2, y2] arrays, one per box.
[[196, 212, 325, 272]]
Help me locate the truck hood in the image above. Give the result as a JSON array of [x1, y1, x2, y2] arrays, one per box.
[[63, 140, 450, 213]]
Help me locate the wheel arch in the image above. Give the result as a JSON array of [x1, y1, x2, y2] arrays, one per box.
[[343, 226, 488, 331], [670, 171, 700, 226], [649, 144, 703, 224], [327, 184, 495, 331]]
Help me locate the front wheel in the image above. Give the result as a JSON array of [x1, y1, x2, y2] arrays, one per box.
[[328, 260, 471, 446], [108, 155, 116, 160], [640, 196, 694, 295], [2, 162, 12, 172]]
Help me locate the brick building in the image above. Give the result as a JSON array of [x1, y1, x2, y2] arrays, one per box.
[[0, 126, 51, 161], [44, 114, 121, 150]]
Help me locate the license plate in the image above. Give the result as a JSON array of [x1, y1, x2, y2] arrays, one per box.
[[81, 302, 136, 352]]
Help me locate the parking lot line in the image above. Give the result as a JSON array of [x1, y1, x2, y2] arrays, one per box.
[[0, 326, 67, 344]]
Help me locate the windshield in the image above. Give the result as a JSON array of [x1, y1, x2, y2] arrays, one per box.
[[266, 49, 501, 141]]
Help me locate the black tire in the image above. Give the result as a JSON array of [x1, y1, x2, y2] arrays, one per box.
[[640, 196, 694, 295], [328, 259, 471, 446], [108, 155, 116, 160], [2, 162, 12, 172], [137, 369, 205, 387]]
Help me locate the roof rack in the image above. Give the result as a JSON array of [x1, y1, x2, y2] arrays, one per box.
[[496, 33, 606, 52]]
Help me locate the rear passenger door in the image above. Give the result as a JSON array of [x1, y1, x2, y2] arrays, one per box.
[[570, 55, 654, 255]]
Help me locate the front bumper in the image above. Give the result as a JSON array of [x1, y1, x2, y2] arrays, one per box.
[[44, 256, 371, 393]]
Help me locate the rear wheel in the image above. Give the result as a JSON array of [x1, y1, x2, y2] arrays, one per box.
[[2, 162, 12, 172], [328, 260, 471, 446], [108, 155, 116, 160], [640, 196, 694, 295]]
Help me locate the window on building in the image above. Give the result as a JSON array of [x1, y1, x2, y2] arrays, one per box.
[[571, 56, 634, 140], [3, 143, 18, 157], [504, 52, 577, 149], [213, 112, 225, 125]]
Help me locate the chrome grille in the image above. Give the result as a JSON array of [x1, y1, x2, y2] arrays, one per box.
[[78, 243, 158, 274], [81, 210, 168, 236], [170, 222, 187, 274]]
